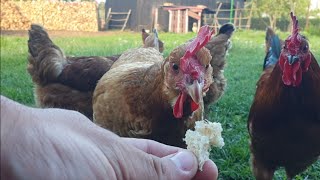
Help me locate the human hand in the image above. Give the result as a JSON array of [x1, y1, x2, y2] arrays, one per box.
[[1, 96, 218, 180], [122, 138, 218, 180]]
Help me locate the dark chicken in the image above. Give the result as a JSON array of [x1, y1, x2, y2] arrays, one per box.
[[27, 24, 162, 119], [27, 25, 113, 118], [248, 12, 320, 179]]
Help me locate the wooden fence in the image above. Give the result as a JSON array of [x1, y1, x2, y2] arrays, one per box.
[[204, 1, 255, 32]]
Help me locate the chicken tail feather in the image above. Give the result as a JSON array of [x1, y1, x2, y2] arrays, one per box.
[[27, 24, 67, 85], [263, 27, 282, 70], [203, 23, 235, 109], [218, 23, 235, 37], [206, 23, 235, 72]]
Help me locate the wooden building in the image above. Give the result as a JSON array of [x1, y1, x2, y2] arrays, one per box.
[[162, 5, 214, 33], [104, 0, 246, 32]]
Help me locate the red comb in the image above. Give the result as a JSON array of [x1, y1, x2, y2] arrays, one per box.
[[290, 12, 300, 44], [180, 25, 214, 71]]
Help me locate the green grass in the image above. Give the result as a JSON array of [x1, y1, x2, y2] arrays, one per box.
[[1, 30, 320, 179]]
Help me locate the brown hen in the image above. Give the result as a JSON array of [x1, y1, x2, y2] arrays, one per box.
[[93, 26, 214, 148]]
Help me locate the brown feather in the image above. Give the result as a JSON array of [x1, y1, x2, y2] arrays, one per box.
[[58, 56, 113, 91], [35, 83, 93, 118]]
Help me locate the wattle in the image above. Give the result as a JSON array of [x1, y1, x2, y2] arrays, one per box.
[[282, 60, 302, 87], [173, 93, 200, 119], [173, 93, 186, 118], [191, 101, 199, 112]]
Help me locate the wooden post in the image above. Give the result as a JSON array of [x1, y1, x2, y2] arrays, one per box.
[[185, 9, 189, 33], [214, 14, 218, 33], [106, 8, 112, 21], [305, 0, 311, 30], [154, 8, 159, 30], [197, 11, 201, 33], [234, 2, 239, 26], [177, 10, 181, 33], [121, 9, 131, 31], [239, 12, 242, 29], [246, 1, 254, 30], [169, 10, 172, 32], [214, 2, 222, 31], [105, 8, 112, 30], [97, 3, 101, 31]]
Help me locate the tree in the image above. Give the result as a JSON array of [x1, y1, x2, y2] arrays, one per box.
[[253, 0, 310, 29], [288, 0, 310, 17]]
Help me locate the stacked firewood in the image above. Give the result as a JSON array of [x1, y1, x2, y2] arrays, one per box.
[[0, 0, 31, 30], [1, 0, 98, 32]]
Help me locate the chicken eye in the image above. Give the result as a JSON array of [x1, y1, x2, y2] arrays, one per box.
[[283, 45, 287, 49], [172, 63, 179, 71], [303, 45, 308, 52], [205, 64, 209, 69]]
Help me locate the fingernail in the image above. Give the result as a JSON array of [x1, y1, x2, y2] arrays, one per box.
[[170, 151, 194, 172]]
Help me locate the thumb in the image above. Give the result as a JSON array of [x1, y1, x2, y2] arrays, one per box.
[[155, 151, 198, 180]]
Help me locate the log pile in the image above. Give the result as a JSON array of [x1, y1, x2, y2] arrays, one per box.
[[1, 0, 98, 32], [0, 0, 31, 30]]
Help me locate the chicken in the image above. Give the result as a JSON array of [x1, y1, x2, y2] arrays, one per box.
[[263, 27, 284, 70], [203, 23, 235, 111], [142, 28, 164, 53], [27, 25, 114, 119], [248, 12, 320, 180], [27, 24, 163, 119], [93, 25, 214, 148]]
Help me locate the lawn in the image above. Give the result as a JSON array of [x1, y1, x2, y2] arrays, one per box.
[[1, 29, 320, 179]]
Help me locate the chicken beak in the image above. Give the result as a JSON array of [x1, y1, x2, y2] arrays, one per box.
[[287, 55, 299, 65], [186, 80, 203, 104]]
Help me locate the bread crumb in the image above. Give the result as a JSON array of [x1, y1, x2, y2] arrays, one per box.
[[184, 120, 224, 170]]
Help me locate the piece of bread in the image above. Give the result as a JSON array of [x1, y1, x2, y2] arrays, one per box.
[[184, 120, 224, 170]]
